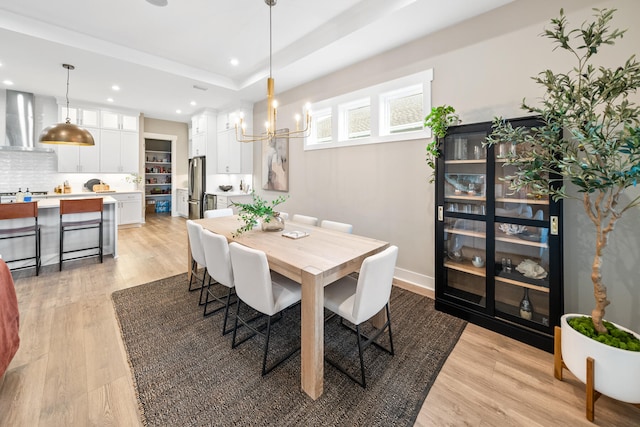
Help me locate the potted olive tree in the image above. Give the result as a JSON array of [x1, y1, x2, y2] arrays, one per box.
[[424, 105, 459, 182], [486, 8, 640, 408]]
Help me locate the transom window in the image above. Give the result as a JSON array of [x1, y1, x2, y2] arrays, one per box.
[[305, 69, 433, 150]]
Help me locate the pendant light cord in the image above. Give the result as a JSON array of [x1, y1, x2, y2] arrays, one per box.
[[65, 64, 71, 123], [269, 3, 272, 79]]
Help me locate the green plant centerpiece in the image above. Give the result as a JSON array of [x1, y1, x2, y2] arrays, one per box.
[[232, 191, 288, 237], [424, 105, 460, 182], [486, 8, 640, 340]]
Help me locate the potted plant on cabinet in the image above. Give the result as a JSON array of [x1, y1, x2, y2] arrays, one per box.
[[231, 191, 288, 237], [424, 105, 459, 183], [486, 8, 640, 417]]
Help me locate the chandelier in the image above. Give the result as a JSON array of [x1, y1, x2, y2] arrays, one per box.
[[235, 0, 311, 143]]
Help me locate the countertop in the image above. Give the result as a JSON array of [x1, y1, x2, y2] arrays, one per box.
[[45, 190, 143, 196], [36, 196, 117, 209], [211, 191, 253, 197]]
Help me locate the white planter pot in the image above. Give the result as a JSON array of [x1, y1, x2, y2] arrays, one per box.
[[561, 313, 640, 404]]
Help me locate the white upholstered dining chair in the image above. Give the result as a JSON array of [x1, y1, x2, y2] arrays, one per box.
[[320, 219, 353, 234], [291, 214, 318, 226], [228, 242, 301, 376], [203, 208, 233, 218], [323, 245, 398, 387], [200, 229, 236, 332], [186, 220, 208, 304]]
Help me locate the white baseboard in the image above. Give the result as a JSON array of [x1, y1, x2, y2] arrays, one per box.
[[393, 266, 434, 293]]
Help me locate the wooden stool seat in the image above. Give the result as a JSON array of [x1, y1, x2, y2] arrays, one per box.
[[0, 201, 41, 276], [59, 198, 104, 270]]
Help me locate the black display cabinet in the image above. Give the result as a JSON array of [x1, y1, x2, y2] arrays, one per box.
[[434, 116, 563, 352]]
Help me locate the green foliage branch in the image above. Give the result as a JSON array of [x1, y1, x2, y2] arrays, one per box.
[[232, 191, 288, 237], [485, 8, 640, 335], [424, 105, 460, 182]]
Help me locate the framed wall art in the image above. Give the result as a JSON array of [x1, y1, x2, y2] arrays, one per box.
[[262, 128, 289, 192]]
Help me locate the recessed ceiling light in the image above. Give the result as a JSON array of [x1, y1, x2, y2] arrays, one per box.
[[3, 80, 13, 86], [146, 0, 168, 6], [190, 101, 197, 106], [111, 85, 120, 91], [176, 109, 182, 114], [107, 98, 114, 103], [230, 58, 239, 66]]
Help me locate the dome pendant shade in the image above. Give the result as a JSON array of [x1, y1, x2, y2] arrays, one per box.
[[39, 63, 95, 146], [39, 119, 95, 146]]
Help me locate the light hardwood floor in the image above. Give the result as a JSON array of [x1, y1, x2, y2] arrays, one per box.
[[1, 214, 638, 426]]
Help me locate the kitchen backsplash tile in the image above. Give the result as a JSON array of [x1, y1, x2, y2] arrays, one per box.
[[0, 150, 57, 192]]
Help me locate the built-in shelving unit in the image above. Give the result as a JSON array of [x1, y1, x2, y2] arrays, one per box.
[[435, 117, 563, 352], [145, 139, 172, 214]]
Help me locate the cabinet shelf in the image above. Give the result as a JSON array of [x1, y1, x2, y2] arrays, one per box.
[[145, 173, 171, 175], [496, 197, 549, 205], [444, 260, 486, 277], [146, 183, 171, 186], [445, 227, 486, 239], [445, 159, 487, 165], [445, 195, 486, 201], [495, 275, 550, 293], [495, 233, 548, 248], [146, 150, 170, 154]]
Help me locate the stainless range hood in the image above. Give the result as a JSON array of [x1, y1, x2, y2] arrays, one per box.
[[2, 90, 53, 152]]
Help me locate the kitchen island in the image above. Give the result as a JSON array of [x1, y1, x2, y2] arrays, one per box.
[[0, 196, 117, 270]]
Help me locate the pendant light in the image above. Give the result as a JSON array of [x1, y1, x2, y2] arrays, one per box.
[[235, 0, 311, 143], [39, 64, 95, 146]]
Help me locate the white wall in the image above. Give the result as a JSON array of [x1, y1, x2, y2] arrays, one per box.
[[250, 0, 640, 331]]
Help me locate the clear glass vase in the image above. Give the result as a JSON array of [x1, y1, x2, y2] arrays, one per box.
[[261, 212, 285, 232]]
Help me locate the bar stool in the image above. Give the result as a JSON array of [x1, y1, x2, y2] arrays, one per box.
[[59, 198, 104, 270], [0, 201, 41, 276]]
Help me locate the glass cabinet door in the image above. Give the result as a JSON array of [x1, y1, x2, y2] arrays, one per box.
[[493, 128, 553, 330], [442, 217, 487, 307], [494, 222, 550, 327], [440, 129, 488, 308]]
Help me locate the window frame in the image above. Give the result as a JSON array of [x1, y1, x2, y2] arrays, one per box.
[[304, 69, 433, 151]]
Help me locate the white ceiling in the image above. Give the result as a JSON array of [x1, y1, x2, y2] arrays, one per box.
[[0, 0, 514, 123]]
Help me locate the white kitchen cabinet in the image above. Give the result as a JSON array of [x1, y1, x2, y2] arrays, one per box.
[[216, 129, 241, 173], [101, 110, 139, 132], [58, 105, 100, 127], [189, 110, 216, 158], [216, 128, 253, 174], [56, 127, 101, 172], [111, 192, 142, 226], [100, 129, 139, 173], [176, 188, 188, 217], [218, 194, 252, 214]]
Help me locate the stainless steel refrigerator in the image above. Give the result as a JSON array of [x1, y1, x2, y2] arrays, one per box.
[[188, 156, 206, 219]]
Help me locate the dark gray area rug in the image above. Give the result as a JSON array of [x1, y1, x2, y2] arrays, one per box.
[[112, 273, 466, 427]]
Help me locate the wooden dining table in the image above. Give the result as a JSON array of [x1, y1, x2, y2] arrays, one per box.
[[188, 215, 389, 400]]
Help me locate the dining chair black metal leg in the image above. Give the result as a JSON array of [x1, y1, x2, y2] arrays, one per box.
[[386, 303, 394, 355], [188, 260, 197, 291], [356, 324, 366, 388], [198, 269, 209, 305], [222, 287, 235, 335], [261, 315, 273, 376]]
